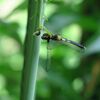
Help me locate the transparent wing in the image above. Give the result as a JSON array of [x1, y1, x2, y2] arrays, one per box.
[[45, 40, 52, 71], [62, 38, 86, 50], [57, 38, 86, 52]]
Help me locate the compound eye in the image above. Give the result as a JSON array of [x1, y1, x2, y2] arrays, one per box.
[[41, 33, 50, 40]]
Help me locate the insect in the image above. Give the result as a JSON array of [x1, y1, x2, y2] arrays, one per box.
[[41, 33, 86, 71], [41, 33, 86, 50], [34, 28, 86, 71]]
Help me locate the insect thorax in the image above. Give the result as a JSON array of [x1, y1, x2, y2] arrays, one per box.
[[51, 34, 62, 41]]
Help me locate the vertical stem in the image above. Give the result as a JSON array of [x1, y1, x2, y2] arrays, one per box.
[[20, 0, 45, 100]]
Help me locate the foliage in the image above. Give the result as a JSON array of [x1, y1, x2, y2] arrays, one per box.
[[0, 0, 100, 100]]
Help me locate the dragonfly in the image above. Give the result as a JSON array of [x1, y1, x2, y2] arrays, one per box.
[[41, 33, 86, 49], [41, 33, 86, 71], [33, 27, 86, 71]]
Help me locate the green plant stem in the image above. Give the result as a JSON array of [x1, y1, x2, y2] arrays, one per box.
[[20, 0, 45, 100]]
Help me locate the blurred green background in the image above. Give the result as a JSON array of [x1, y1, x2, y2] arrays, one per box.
[[0, 0, 100, 100]]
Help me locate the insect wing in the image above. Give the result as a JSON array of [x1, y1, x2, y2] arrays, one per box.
[[45, 41, 52, 71], [63, 38, 86, 50], [58, 38, 86, 52]]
